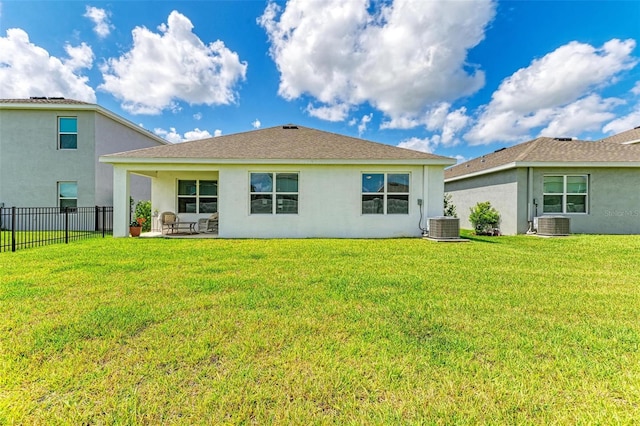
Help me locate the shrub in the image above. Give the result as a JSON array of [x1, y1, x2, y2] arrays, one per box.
[[135, 200, 152, 232], [444, 193, 457, 218], [469, 201, 500, 235]]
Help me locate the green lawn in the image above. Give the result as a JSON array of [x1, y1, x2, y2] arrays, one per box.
[[1, 234, 639, 424]]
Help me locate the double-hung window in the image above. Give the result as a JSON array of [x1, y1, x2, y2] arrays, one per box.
[[362, 173, 410, 214], [58, 181, 77, 210], [543, 175, 588, 214], [250, 172, 299, 214], [58, 117, 77, 149], [177, 180, 218, 213]]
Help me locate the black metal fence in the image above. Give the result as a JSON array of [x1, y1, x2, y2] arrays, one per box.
[[0, 206, 113, 253]]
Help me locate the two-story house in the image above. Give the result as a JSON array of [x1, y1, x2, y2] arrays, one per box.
[[0, 98, 167, 209]]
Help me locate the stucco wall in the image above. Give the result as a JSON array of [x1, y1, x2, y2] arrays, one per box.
[[0, 109, 96, 207], [143, 163, 445, 238], [94, 113, 163, 205], [445, 169, 522, 235], [532, 167, 640, 234]]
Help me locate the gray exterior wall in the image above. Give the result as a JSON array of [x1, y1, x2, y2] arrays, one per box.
[[445, 168, 524, 235], [0, 106, 164, 208], [446, 166, 640, 235]]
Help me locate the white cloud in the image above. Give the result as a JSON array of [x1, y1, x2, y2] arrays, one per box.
[[259, 0, 495, 124], [154, 127, 212, 143], [397, 136, 439, 153], [357, 113, 373, 136], [84, 6, 113, 39], [466, 39, 637, 145], [305, 103, 350, 121], [213, 129, 222, 137], [632, 81, 640, 96], [538, 94, 621, 137], [0, 28, 96, 101], [100, 10, 247, 115], [603, 108, 640, 134], [251, 119, 261, 129], [193, 112, 202, 120], [454, 155, 467, 164]]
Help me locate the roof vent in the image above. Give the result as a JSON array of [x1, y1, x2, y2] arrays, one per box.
[[30, 96, 47, 100], [48, 97, 65, 100], [282, 125, 298, 130], [494, 147, 506, 153], [553, 137, 572, 141], [634, 125, 640, 129]]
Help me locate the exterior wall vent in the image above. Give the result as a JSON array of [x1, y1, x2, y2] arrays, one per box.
[[537, 216, 570, 236], [428, 217, 460, 239]]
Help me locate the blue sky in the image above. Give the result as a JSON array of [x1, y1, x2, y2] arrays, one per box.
[[1, 0, 639, 161]]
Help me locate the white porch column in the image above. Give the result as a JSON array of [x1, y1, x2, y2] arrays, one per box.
[[424, 165, 445, 218], [113, 165, 130, 237]]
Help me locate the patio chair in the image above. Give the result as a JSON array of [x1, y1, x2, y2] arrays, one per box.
[[160, 211, 178, 234], [198, 213, 219, 234]]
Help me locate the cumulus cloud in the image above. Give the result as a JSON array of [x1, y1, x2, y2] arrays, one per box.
[[0, 28, 96, 101], [251, 119, 261, 129], [193, 112, 202, 120], [259, 0, 495, 125], [357, 113, 373, 136], [154, 127, 212, 143], [100, 10, 247, 115], [213, 129, 222, 137], [84, 6, 113, 39], [466, 39, 637, 144], [603, 108, 640, 135], [397, 136, 439, 153]]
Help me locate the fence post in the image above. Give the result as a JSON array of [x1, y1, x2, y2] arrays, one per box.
[[11, 206, 16, 252], [95, 206, 99, 232], [102, 207, 106, 238], [64, 207, 69, 244]]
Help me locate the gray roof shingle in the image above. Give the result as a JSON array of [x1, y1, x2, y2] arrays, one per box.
[[445, 137, 640, 180], [598, 127, 640, 145], [0, 98, 93, 105], [103, 125, 454, 163]]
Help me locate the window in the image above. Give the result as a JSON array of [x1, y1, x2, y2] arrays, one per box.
[[543, 175, 588, 214], [250, 172, 298, 214], [362, 173, 410, 214], [58, 117, 77, 149], [58, 181, 77, 209], [177, 180, 218, 213]]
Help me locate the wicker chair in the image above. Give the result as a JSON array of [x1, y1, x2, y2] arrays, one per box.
[[160, 211, 178, 234], [198, 213, 219, 234]]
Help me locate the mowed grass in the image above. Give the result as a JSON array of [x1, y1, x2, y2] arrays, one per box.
[[1, 234, 639, 424]]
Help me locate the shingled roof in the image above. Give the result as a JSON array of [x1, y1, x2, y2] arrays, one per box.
[[0, 97, 93, 105], [598, 127, 640, 145], [102, 125, 455, 163], [445, 137, 640, 181]]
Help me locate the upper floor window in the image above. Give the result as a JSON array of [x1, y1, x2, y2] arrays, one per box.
[[362, 173, 410, 214], [250, 172, 299, 214], [543, 175, 588, 214], [177, 180, 218, 213], [58, 117, 77, 149], [58, 181, 78, 209]]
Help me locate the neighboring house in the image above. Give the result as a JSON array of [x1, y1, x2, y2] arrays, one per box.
[[0, 98, 167, 209], [444, 136, 640, 235], [598, 126, 640, 145], [100, 125, 455, 238]]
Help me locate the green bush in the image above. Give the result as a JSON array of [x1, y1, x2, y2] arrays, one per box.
[[134, 200, 152, 232], [469, 201, 500, 235], [444, 193, 457, 217]]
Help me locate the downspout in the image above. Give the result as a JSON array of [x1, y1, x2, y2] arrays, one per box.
[[526, 167, 536, 234]]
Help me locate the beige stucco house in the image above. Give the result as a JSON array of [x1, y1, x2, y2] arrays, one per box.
[[0, 98, 167, 209], [101, 125, 456, 238]]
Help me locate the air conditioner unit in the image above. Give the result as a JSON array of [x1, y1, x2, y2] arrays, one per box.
[[537, 216, 570, 236], [428, 217, 460, 240]]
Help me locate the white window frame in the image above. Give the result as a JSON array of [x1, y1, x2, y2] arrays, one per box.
[[177, 179, 218, 214], [58, 117, 78, 150], [249, 172, 299, 215], [58, 181, 78, 211], [361, 172, 410, 215], [542, 175, 588, 214]]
